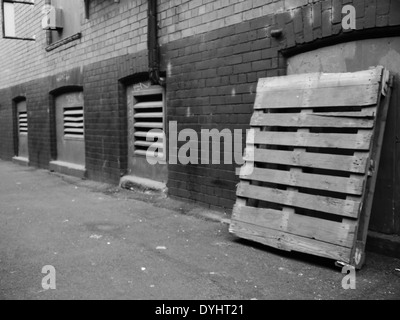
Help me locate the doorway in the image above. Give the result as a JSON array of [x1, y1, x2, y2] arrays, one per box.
[[126, 82, 167, 183], [49, 91, 86, 178], [287, 37, 400, 236], [13, 99, 29, 165]]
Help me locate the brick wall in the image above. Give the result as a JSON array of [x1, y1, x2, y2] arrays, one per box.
[[0, 0, 150, 183], [0, 0, 149, 90], [1, 0, 400, 208]]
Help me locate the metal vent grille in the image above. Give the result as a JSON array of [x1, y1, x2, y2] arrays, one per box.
[[133, 92, 164, 157], [18, 111, 28, 134], [64, 106, 84, 138]]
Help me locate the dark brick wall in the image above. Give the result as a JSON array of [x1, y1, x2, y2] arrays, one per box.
[[0, 88, 14, 161], [0, 80, 52, 168], [83, 51, 148, 183], [163, 15, 282, 210]]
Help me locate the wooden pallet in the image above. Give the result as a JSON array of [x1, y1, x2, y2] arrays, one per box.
[[229, 66, 393, 269]]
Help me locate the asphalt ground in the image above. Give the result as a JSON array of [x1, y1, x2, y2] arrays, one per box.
[[0, 160, 399, 300]]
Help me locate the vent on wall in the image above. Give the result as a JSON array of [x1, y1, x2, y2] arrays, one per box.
[[64, 106, 84, 138], [18, 111, 28, 134], [133, 91, 164, 158]]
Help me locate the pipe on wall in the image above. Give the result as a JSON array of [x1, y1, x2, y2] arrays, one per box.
[[148, 0, 165, 86], [45, 0, 52, 45]]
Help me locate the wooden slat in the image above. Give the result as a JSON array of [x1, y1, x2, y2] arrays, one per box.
[[64, 128, 84, 133], [229, 220, 352, 262], [133, 87, 163, 96], [351, 73, 393, 268], [232, 205, 356, 247], [254, 85, 379, 109], [134, 122, 163, 129], [134, 112, 163, 118], [133, 101, 163, 109], [134, 141, 163, 148], [134, 131, 164, 138], [250, 130, 373, 150], [240, 166, 365, 195], [243, 147, 369, 173], [64, 134, 84, 139], [256, 68, 383, 92], [236, 183, 361, 218], [251, 112, 374, 128], [134, 150, 164, 157], [64, 109, 83, 115], [64, 116, 84, 122], [313, 106, 377, 118], [64, 122, 83, 128]]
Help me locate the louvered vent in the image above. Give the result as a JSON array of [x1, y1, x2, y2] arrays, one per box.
[[133, 92, 164, 157], [64, 106, 84, 138], [18, 111, 28, 134]]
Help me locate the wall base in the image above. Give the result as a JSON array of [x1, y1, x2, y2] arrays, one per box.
[[367, 231, 400, 259], [49, 160, 86, 179], [12, 156, 29, 167], [120, 175, 167, 193]]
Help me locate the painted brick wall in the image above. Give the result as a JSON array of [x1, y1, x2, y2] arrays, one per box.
[[0, 0, 149, 90]]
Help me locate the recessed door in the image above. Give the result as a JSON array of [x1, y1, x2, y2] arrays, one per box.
[[16, 100, 28, 159], [55, 92, 85, 166], [127, 83, 167, 183]]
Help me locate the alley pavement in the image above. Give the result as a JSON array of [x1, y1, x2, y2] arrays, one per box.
[[0, 160, 399, 300]]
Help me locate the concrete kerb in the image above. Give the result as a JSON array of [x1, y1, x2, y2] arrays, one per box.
[[119, 175, 168, 194]]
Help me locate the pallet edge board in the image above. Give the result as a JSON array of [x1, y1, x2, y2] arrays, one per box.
[[243, 147, 370, 174], [229, 221, 352, 263], [239, 166, 365, 196], [231, 204, 357, 248], [256, 67, 383, 91], [254, 84, 380, 109]]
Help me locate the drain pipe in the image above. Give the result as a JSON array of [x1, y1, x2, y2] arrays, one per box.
[[148, 0, 165, 86], [44, 0, 52, 45]]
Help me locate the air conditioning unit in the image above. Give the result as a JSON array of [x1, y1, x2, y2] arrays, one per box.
[[41, 7, 63, 30]]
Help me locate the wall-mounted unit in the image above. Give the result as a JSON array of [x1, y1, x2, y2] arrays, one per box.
[[41, 7, 63, 30]]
